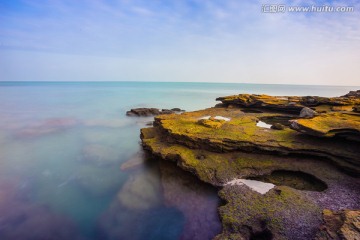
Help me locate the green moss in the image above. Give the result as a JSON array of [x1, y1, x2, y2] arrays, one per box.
[[218, 186, 320, 239]]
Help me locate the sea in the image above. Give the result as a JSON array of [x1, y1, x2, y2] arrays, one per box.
[[0, 81, 357, 240]]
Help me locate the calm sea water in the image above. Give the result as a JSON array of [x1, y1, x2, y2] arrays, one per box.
[[0, 82, 357, 240]]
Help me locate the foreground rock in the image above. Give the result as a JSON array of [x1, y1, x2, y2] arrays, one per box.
[[140, 91, 360, 239], [315, 209, 360, 240]]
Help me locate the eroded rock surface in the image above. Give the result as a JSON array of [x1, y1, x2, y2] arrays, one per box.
[[290, 113, 360, 141], [140, 91, 360, 239], [216, 94, 360, 113]]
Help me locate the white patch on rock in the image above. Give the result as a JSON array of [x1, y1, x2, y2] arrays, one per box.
[[256, 121, 272, 129], [198, 116, 231, 121], [198, 116, 211, 120], [214, 116, 231, 121], [225, 179, 275, 194]]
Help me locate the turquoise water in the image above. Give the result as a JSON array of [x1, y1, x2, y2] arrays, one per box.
[[0, 82, 357, 240]]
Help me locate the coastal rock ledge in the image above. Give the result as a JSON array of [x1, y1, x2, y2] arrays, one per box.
[[140, 91, 360, 240]]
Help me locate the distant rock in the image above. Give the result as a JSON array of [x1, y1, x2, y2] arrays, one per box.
[[341, 90, 360, 98], [171, 108, 184, 112], [161, 109, 174, 114], [301, 96, 320, 106], [126, 108, 185, 117], [216, 93, 360, 114], [126, 108, 161, 117]]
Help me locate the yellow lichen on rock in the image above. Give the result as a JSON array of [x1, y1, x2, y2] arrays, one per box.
[[198, 117, 225, 129]]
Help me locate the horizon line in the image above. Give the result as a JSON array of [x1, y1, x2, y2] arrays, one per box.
[[0, 80, 359, 88]]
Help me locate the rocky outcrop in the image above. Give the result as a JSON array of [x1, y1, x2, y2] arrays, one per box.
[[341, 90, 360, 98], [126, 108, 185, 117], [290, 113, 360, 141], [126, 108, 161, 116], [216, 94, 360, 113], [140, 91, 360, 239]]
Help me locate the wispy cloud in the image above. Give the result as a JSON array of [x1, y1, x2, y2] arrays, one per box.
[[0, 0, 359, 85]]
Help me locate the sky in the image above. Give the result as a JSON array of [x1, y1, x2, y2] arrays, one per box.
[[0, 0, 359, 85]]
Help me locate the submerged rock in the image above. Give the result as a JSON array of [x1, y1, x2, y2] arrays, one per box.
[[120, 151, 146, 171], [82, 144, 121, 166], [0, 181, 84, 240], [159, 161, 222, 240], [117, 165, 161, 210], [75, 165, 123, 196], [15, 117, 79, 138]]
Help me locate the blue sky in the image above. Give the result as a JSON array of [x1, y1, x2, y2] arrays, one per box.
[[0, 0, 359, 85]]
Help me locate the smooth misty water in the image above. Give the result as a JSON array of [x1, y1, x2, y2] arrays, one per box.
[[0, 82, 357, 240]]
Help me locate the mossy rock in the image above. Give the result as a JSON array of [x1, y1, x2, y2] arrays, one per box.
[[140, 91, 360, 239], [290, 112, 360, 141]]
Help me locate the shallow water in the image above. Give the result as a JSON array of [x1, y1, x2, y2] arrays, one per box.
[[0, 82, 357, 239]]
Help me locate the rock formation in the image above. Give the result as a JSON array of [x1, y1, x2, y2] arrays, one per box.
[[126, 107, 185, 117], [140, 91, 360, 239]]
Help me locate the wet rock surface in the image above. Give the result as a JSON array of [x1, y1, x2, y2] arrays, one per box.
[[140, 91, 360, 239]]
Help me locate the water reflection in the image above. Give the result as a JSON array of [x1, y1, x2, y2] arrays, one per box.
[[0, 122, 221, 240], [98, 157, 221, 240]]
